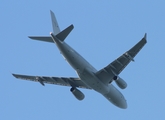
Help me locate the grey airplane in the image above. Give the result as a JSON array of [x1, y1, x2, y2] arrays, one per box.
[[13, 11, 147, 109]]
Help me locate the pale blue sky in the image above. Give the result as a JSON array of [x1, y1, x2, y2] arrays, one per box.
[[1, 0, 165, 119]]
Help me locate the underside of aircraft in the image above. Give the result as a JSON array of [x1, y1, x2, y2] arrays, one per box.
[[13, 10, 147, 109]]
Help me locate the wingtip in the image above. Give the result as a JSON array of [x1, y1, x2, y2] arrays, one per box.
[[142, 33, 147, 43], [144, 33, 147, 39], [12, 73, 17, 78], [71, 24, 74, 29], [28, 36, 34, 40]]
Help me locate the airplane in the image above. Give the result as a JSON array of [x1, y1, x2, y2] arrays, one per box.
[[12, 10, 147, 109]]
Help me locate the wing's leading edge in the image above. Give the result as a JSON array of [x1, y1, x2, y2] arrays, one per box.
[[96, 34, 147, 84], [12, 74, 91, 89]]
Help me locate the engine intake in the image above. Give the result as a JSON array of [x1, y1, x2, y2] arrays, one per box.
[[70, 87, 85, 100], [113, 76, 127, 89]]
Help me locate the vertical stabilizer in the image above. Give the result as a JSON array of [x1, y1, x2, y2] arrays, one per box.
[[50, 10, 60, 35]]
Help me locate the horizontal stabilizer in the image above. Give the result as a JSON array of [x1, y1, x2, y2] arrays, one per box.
[[29, 24, 74, 43], [28, 36, 54, 43], [56, 24, 74, 41]]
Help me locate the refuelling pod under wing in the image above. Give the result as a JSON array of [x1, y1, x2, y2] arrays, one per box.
[[70, 87, 85, 100], [113, 76, 127, 89]]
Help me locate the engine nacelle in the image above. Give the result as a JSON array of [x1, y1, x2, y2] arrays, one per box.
[[70, 87, 85, 100], [113, 76, 127, 89]]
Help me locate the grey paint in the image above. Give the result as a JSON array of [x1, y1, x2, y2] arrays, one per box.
[[13, 11, 147, 109]]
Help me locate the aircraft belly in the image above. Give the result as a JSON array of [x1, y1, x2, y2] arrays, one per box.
[[77, 68, 109, 94], [60, 47, 85, 70], [56, 39, 127, 108], [57, 42, 97, 73]]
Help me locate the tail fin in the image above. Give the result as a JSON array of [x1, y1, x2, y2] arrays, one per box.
[[29, 10, 74, 43], [50, 10, 60, 35]]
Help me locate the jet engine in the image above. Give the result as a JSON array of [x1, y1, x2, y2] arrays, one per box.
[[113, 76, 127, 89], [70, 87, 85, 100]]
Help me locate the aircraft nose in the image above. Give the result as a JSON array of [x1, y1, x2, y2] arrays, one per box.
[[119, 99, 127, 109]]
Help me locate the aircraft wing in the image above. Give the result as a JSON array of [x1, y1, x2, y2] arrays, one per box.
[[96, 34, 147, 84], [12, 74, 91, 89]]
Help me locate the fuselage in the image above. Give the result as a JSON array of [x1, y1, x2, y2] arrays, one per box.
[[51, 34, 127, 109]]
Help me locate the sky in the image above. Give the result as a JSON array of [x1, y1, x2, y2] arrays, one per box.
[[1, 0, 165, 119]]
